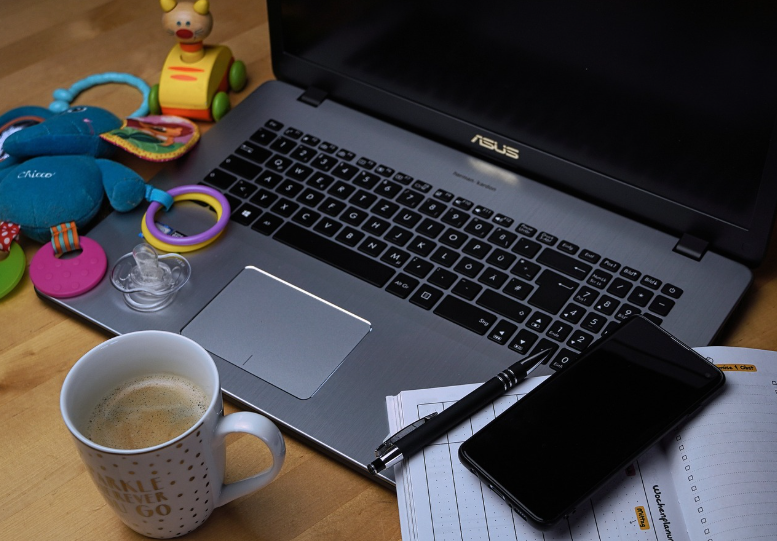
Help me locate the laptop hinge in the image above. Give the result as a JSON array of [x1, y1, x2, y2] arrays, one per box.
[[673, 233, 709, 261], [298, 87, 327, 107]]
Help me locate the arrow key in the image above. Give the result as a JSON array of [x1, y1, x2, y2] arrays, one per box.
[[488, 320, 518, 346]]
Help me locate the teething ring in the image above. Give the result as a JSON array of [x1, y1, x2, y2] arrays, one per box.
[[29, 237, 108, 298], [0, 241, 26, 298], [142, 185, 230, 253]]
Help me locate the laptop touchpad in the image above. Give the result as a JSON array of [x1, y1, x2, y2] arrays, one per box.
[[182, 266, 371, 399]]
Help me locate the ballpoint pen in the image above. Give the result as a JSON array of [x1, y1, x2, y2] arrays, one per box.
[[368, 348, 553, 474]]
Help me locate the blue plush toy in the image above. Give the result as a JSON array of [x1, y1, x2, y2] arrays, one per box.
[[0, 105, 172, 298]]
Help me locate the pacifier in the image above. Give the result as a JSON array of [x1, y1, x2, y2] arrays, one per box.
[[111, 243, 191, 311]]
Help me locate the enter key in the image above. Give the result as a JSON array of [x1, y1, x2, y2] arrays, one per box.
[[528, 270, 578, 314]]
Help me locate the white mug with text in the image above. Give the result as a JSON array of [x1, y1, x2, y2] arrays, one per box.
[[60, 331, 286, 538]]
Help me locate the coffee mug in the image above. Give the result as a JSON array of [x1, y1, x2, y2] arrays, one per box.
[[60, 331, 286, 538]]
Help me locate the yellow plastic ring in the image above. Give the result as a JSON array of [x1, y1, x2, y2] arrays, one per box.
[[141, 192, 224, 253]]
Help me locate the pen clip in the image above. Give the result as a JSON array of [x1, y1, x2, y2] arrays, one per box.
[[374, 412, 438, 456]]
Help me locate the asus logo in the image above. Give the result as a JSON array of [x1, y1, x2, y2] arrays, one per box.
[[471, 135, 520, 160]]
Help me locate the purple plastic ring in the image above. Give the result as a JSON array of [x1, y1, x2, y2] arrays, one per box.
[[144, 185, 230, 246]]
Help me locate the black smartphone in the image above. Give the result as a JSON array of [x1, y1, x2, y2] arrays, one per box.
[[458, 315, 725, 530]]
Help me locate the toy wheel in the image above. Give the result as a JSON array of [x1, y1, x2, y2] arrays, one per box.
[[212, 92, 231, 121], [148, 84, 161, 115], [229, 60, 247, 92]]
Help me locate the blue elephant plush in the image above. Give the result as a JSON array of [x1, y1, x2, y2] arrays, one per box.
[[0, 105, 171, 246]]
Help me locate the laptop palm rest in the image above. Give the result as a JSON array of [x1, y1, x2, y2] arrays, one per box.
[[182, 266, 371, 399]]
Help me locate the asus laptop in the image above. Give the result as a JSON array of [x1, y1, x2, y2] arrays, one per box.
[[45, 1, 777, 486]]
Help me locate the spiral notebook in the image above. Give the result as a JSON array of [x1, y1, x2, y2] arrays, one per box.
[[388, 347, 777, 541]]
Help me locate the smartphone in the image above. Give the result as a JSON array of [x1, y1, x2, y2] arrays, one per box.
[[458, 315, 725, 530]]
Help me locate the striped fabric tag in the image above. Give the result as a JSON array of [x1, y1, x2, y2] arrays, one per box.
[[50, 222, 81, 256]]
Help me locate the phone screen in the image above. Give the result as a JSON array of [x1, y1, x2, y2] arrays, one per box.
[[458, 316, 725, 528]]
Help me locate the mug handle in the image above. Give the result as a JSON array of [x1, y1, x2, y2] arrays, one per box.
[[213, 412, 286, 506]]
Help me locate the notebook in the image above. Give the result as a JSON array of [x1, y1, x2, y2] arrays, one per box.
[[387, 346, 777, 540], [43, 1, 777, 485]]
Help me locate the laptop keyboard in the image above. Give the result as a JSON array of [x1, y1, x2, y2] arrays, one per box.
[[199, 118, 683, 372]]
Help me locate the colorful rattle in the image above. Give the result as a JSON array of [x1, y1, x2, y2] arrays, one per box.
[[142, 184, 230, 252]]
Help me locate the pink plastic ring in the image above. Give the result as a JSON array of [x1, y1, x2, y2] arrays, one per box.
[[29, 236, 107, 298], [144, 185, 229, 246]]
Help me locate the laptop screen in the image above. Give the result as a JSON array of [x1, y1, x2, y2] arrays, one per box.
[[272, 1, 777, 265]]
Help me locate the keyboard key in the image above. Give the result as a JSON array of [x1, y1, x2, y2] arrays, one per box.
[[358, 236, 388, 257], [567, 330, 594, 351], [486, 249, 516, 270], [269, 136, 296, 154], [297, 188, 325, 207], [287, 163, 313, 181], [407, 236, 436, 257], [277, 179, 304, 198], [431, 246, 460, 267], [393, 209, 423, 228], [558, 241, 579, 254], [477, 289, 531, 323], [549, 349, 578, 371], [649, 295, 675, 316], [579, 249, 601, 264], [528, 270, 578, 314], [419, 199, 447, 218], [416, 218, 445, 238], [350, 190, 378, 209], [256, 171, 283, 189], [508, 329, 538, 355], [353, 171, 381, 189], [221, 155, 261, 179], [606, 277, 633, 298], [503, 278, 533, 300], [236, 142, 272, 164], [640, 275, 662, 289], [429, 267, 457, 289], [600, 258, 621, 272], [328, 181, 356, 199], [250, 189, 277, 208], [488, 320, 518, 346], [405, 257, 434, 278], [385, 225, 413, 246], [620, 266, 641, 280], [204, 169, 236, 190], [560, 303, 586, 324], [386, 274, 419, 299], [627, 286, 654, 307], [453, 197, 474, 211], [320, 197, 347, 217], [250, 127, 276, 145], [661, 283, 683, 298], [275, 223, 394, 287], [537, 232, 558, 246], [381, 247, 411, 268], [587, 269, 613, 288], [313, 218, 342, 237], [593, 295, 620, 315], [232, 203, 261, 226], [516, 223, 537, 237], [574, 286, 599, 306], [290, 145, 316, 162], [307, 172, 335, 190], [512, 237, 541, 258], [332, 162, 358, 180], [614, 304, 641, 322], [252, 213, 284, 235], [434, 295, 497, 335], [454, 257, 485, 278], [537, 248, 592, 280], [342, 207, 368, 226], [511, 258, 540, 281], [361, 216, 391, 236], [464, 217, 494, 238], [488, 228, 517, 248], [292, 208, 321, 227], [478, 268, 509, 289], [441, 208, 469, 227], [335, 227, 364, 247], [546, 320, 573, 342], [271, 198, 299, 217], [229, 179, 257, 199], [373, 199, 400, 218], [397, 189, 425, 208], [526, 312, 553, 332], [375, 179, 402, 198], [581, 312, 606, 333], [440, 228, 468, 248], [452, 279, 482, 300], [311, 153, 337, 171]]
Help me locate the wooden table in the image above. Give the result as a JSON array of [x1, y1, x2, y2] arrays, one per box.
[[1, 1, 776, 539]]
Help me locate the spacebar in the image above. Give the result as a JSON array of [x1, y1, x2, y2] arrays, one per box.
[[274, 222, 395, 288]]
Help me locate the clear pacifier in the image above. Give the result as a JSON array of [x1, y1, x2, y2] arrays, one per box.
[[111, 243, 191, 312]]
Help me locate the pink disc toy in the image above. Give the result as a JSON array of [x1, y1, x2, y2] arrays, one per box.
[[29, 237, 107, 298]]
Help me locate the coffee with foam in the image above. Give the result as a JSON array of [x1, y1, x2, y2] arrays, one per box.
[[85, 373, 209, 450]]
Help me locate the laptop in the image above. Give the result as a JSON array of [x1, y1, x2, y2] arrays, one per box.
[[45, 1, 777, 486]]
